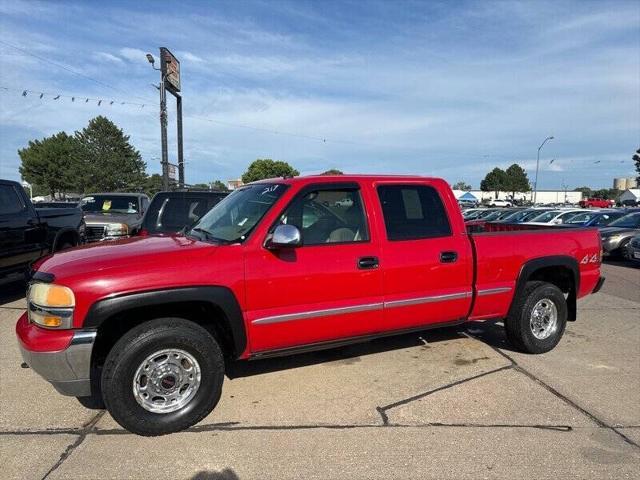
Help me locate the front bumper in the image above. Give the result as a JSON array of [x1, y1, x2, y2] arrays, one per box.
[[17, 315, 96, 397], [592, 276, 606, 294]]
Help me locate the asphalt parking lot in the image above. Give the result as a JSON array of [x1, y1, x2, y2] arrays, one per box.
[[1, 261, 639, 479]]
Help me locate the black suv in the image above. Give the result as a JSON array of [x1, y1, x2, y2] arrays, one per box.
[[140, 190, 228, 235]]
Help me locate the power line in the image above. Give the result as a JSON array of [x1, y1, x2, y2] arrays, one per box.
[[0, 86, 147, 107], [0, 40, 152, 103]]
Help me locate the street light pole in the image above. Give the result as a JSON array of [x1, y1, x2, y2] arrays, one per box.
[[147, 53, 170, 191], [533, 135, 554, 204]]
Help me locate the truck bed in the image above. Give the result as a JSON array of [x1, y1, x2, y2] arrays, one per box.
[[467, 226, 601, 321]]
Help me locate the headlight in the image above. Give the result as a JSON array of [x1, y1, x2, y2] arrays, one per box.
[[605, 234, 622, 242], [27, 283, 75, 329], [105, 223, 128, 236]]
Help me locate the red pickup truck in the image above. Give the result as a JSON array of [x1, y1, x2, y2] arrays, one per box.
[[579, 197, 615, 208], [17, 175, 604, 436]]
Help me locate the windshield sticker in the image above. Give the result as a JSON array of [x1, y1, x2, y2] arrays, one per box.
[[103, 200, 112, 211], [261, 185, 279, 196]]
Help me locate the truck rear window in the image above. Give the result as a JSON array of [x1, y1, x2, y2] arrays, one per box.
[[377, 185, 451, 241]]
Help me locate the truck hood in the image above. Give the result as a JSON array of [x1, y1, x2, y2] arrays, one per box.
[[83, 211, 142, 225], [36, 235, 217, 279], [599, 227, 638, 237]]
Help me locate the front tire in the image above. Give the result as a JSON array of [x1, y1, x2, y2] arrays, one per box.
[[505, 281, 567, 354], [101, 318, 224, 436]]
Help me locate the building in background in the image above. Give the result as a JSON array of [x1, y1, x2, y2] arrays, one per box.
[[613, 177, 638, 190], [452, 189, 582, 205], [226, 179, 244, 190], [618, 189, 640, 206]]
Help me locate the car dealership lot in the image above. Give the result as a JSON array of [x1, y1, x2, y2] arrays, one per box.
[[1, 262, 638, 479]]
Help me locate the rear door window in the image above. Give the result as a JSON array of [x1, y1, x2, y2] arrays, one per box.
[[0, 185, 26, 215], [377, 185, 451, 240]]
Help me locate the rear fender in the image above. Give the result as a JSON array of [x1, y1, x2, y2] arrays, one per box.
[[510, 256, 579, 321]]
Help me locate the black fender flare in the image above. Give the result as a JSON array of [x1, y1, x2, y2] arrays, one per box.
[[52, 228, 80, 252], [83, 286, 247, 356], [510, 255, 579, 321]]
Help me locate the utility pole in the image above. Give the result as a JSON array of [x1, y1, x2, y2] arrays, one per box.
[[147, 48, 183, 190], [533, 135, 554, 204], [177, 95, 184, 187]]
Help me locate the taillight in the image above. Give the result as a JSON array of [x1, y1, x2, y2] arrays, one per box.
[[138, 229, 149, 237]]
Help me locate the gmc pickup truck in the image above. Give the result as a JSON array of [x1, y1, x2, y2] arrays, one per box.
[[1, 179, 85, 284], [17, 175, 604, 436]]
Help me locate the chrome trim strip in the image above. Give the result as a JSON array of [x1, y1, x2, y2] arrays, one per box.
[[252, 302, 384, 325], [384, 291, 472, 308], [252, 290, 473, 325], [477, 287, 512, 296]]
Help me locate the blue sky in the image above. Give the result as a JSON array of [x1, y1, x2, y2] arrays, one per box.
[[0, 0, 638, 189]]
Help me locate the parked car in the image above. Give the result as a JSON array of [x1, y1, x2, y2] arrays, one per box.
[[524, 209, 584, 226], [493, 208, 551, 224], [80, 193, 150, 242], [562, 210, 626, 228], [464, 208, 521, 232], [599, 212, 640, 258], [489, 199, 512, 207], [18, 175, 603, 436], [0, 179, 85, 284], [626, 235, 640, 264], [140, 190, 228, 235], [579, 198, 615, 208]]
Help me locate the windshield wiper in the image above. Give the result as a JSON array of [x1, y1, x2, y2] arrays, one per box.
[[190, 227, 232, 244]]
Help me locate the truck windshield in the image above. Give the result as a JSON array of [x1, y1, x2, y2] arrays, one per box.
[[81, 195, 139, 213], [188, 183, 287, 243]]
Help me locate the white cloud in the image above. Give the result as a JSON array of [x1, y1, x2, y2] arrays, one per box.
[[118, 47, 147, 63], [95, 52, 123, 63]]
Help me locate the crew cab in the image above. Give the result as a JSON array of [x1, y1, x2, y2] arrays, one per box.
[[16, 175, 604, 436], [579, 198, 614, 208], [0, 179, 85, 284]]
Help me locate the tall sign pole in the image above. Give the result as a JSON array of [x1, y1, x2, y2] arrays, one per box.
[[159, 70, 169, 191], [177, 94, 184, 187], [159, 47, 183, 188]]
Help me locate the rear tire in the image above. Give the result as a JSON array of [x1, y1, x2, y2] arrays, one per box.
[[101, 318, 224, 436], [505, 281, 567, 354]]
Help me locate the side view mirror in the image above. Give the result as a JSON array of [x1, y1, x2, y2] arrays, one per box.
[[553, 219, 562, 224], [267, 224, 301, 249]]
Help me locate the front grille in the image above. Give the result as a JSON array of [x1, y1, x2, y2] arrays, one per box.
[[86, 225, 106, 242]]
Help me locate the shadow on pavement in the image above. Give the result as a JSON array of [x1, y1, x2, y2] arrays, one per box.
[[191, 469, 240, 480], [0, 281, 26, 305], [462, 319, 521, 353], [226, 327, 464, 379]]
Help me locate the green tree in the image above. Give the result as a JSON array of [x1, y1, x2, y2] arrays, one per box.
[[241, 158, 299, 183], [504, 164, 530, 199], [633, 148, 640, 183], [75, 116, 146, 192], [480, 167, 508, 199], [143, 174, 164, 197], [210, 180, 228, 191], [592, 188, 621, 200], [573, 186, 592, 198], [18, 132, 81, 199], [322, 169, 343, 175], [452, 181, 472, 191], [192, 183, 210, 190]]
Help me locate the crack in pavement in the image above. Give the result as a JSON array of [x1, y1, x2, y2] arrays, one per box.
[[375, 365, 513, 424], [464, 332, 640, 450], [40, 410, 105, 480]]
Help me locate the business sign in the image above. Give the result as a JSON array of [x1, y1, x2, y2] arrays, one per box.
[[160, 47, 180, 93], [168, 163, 177, 181]]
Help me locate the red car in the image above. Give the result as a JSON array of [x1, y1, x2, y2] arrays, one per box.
[[17, 175, 604, 435], [579, 198, 615, 208]]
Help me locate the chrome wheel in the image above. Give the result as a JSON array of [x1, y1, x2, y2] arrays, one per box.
[[132, 349, 201, 414], [530, 298, 558, 340]]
